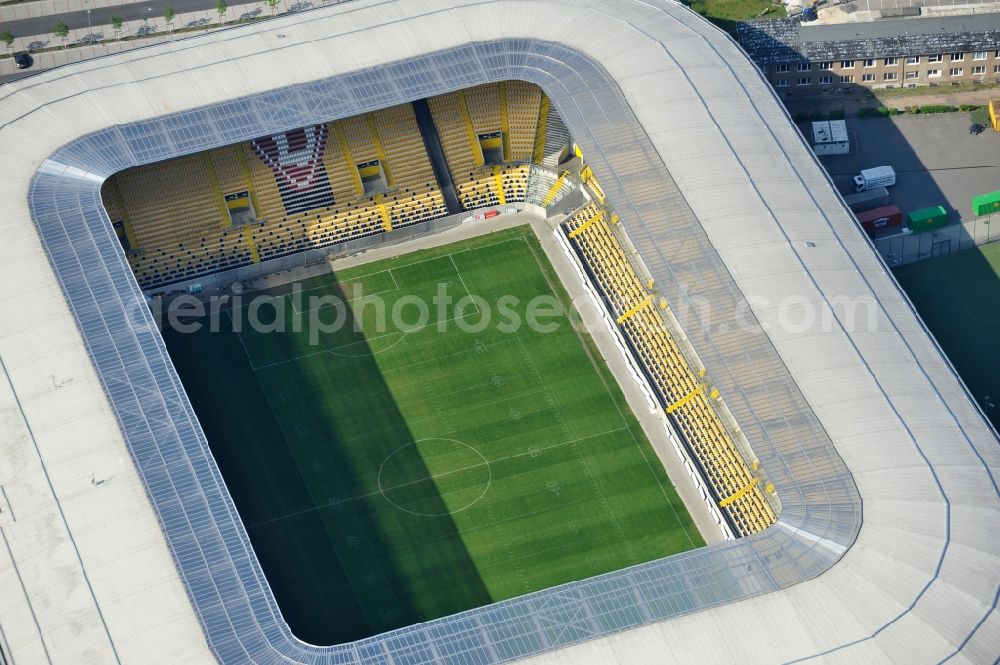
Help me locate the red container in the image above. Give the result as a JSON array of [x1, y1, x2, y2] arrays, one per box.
[[856, 205, 901, 236], [484, 209, 499, 219]]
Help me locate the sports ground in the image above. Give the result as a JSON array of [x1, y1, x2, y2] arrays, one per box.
[[163, 226, 703, 644], [894, 242, 1000, 429]]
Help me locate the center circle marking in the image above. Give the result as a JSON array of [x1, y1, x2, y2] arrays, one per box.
[[377, 438, 492, 517]]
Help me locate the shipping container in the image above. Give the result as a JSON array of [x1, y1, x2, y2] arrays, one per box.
[[843, 186, 890, 213], [971, 190, 1000, 217], [856, 205, 901, 236], [907, 205, 948, 233]]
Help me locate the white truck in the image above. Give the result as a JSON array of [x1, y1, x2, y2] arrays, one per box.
[[853, 166, 896, 192]]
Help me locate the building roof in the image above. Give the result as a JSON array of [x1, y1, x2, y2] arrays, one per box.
[[0, 0, 998, 663], [835, 0, 1000, 16], [739, 13, 1000, 63]]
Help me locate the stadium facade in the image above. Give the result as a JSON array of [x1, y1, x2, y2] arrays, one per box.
[[0, 0, 997, 663]]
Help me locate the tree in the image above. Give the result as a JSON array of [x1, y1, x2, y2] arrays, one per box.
[[54, 20, 69, 48], [111, 15, 124, 39], [0, 30, 13, 52], [266, 0, 279, 15], [216, 0, 228, 22], [164, 5, 175, 32]]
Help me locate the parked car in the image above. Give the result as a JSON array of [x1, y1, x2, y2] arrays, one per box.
[[13, 53, 33, 69]]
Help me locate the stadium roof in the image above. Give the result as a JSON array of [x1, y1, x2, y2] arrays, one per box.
[[0, 0, 997, 663]]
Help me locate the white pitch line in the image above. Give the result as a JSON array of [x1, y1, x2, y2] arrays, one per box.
[[225, 307, 266, 372], [290, 285, 400, 316], [450, 253, 475, 303], [252, 310, 483, 370], [249, 426, 630, 528]]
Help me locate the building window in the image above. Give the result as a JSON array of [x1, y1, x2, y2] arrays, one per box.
[[972, 51, 987, 60], [883, 72, 898, 81], [776, 79, 789, 87], [797, 77, 811, 86], [994, 65, 1000, 73], [905, 71, 919, 79], [863, 58, 876, 67], [928, 54, 943, 63], [818, 61, 833, 70], [862, 73, 876, 82], [819, 75, 833, 84], [951, 53, 964, 61], [928, 69, 941, 78], [798, 62, 812, 72], [905, 56, 920, 65], [884, 57, 898, 66], [972, 66, 985, 75], [950, 68, 963, 77], [775, 64, 790, 73], [841, 60, 855, 69], [840, 74, 854, 83]]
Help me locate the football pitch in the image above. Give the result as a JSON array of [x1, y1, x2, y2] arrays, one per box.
[[893, 242, 1000, 430], [163, 225, 703, 644]]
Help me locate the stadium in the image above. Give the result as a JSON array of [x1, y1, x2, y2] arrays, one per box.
[[0, 0, 997, 663]]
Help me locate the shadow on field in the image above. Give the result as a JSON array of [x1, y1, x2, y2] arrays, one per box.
[[892, 245, 1000, 431], [162, 271, 492, 645], [809, 115, 999, 429]]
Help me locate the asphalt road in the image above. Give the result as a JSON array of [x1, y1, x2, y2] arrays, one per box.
[[1, 0, 272, 40]]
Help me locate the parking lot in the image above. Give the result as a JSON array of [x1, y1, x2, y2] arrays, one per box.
[[812, 112, 1000, 227]]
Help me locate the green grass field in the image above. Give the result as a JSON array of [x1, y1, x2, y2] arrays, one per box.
[[894, 242, 1000, 429], [163, 226, 703, 644], [683, 0, 785, 35]]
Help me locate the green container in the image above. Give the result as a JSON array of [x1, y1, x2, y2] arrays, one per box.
[[971, 190, 1000, 217], [907, 205, 948, 233]]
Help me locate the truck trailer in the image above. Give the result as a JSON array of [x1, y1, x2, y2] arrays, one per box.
[[856, 205, 902, 236], [853, 166, 896, 192], [843, 186, 890, 212]]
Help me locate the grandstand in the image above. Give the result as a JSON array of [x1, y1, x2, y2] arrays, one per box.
[[104, 100, 463, 289], [564, 202, 777, 537], [105, 85, 545, 291], [1, 1, 997, 664]]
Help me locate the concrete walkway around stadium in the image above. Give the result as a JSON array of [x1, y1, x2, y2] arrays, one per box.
[[1, 0, 262, 25], [244, 209, 729, 547], [0, 0, 298, 77], [1, 30, 167, 78]]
